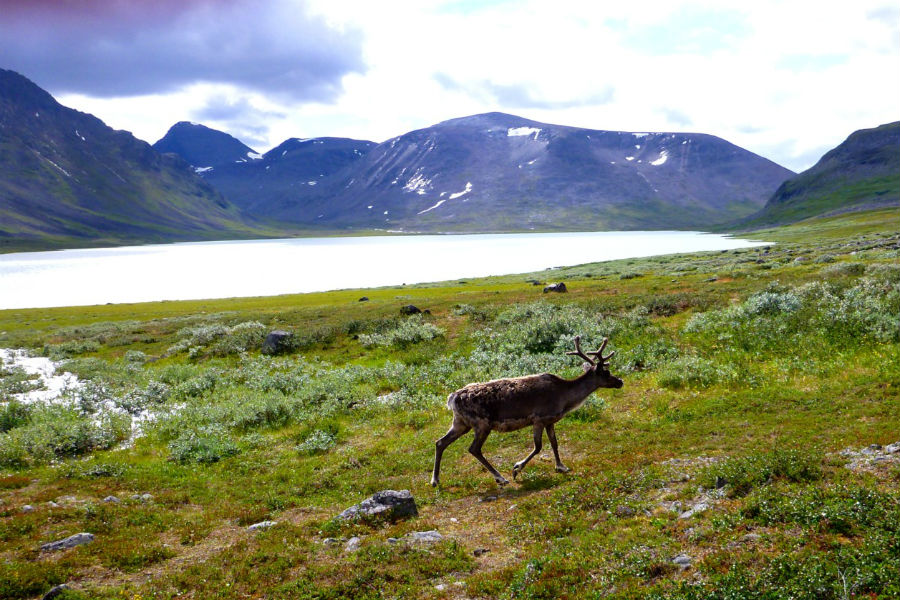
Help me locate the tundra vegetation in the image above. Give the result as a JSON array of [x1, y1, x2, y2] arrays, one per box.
[[0, 208, 898, 600]]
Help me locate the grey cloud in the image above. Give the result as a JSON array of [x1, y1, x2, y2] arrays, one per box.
[[659, 108, 692, 127], [0, 0, 365, 102], [191, 95, 286, 149], [193, 96, 286, 122], [434, 73, 614, 109]]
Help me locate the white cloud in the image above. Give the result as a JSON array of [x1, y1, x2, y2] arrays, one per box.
[[49, 0, 900, 171]]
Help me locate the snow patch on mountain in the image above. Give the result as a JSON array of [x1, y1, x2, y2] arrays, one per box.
[[449, 182, 473, 200], [247, 151, 263, 160], [194, 166, 214, 174], [508, 127, 541, 139], [404, 169, 431, 195], [651, 150, 669, 166]]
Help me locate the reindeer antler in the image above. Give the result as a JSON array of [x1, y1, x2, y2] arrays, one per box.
[[567, 336, 615, 367]]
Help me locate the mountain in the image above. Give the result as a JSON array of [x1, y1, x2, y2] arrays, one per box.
[[170, 113, 794, 232], [0, 68, 261, 252], [736, 121, 900, 229], [152, 121, 259, 169], [198, 136, 376, 216]]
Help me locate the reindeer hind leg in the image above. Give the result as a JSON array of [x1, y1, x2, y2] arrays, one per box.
[[512, 423, 544, 480]]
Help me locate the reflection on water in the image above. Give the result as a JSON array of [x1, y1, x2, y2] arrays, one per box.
[[0, 231, 766, 309]]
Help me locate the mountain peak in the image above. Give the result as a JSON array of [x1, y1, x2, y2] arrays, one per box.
[[153, 122, 256, 168]]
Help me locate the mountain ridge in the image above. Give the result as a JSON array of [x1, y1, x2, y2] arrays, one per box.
[[163, 111, 794, 232], [0, 68, 266, 251]]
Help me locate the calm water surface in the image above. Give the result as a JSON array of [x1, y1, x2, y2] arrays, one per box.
[[0, 231, 767, 309]]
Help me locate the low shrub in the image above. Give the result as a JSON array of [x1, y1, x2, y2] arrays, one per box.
[[168, 425, 240, 464], [699, 448, 822, 497], [359, 315, 444, 348]]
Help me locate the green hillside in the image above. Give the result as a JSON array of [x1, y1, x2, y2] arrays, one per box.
[[1, 208, 898, 599], [735, 122, 899, 230]]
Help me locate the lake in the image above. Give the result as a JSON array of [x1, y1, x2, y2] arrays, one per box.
[[0, 231, 768, 310]]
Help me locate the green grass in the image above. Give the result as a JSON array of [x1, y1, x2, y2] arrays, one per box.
[[0, 208, 898, 599]]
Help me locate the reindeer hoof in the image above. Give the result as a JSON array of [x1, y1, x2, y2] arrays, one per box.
[[496, 477, 510, 486], [430, 478, 439, 487], [512, 465, 522, 480], [555, 465, 571, 473]]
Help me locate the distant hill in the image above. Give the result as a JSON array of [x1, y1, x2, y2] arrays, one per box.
[[736, 121, 900, 229], [0, 68, 262, 251], [153, 121, 259, 170], [166, 112, 794, 232]]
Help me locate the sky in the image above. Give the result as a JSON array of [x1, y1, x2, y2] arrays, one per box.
[[1, 0, 898, 172]]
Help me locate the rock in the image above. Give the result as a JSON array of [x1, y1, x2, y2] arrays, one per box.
[[358, 296, 369, 302], [248, 520, 277, 531], [615, 505, 636, 517], [399, 304, 421, 315], [659, 501, 683, 514], [47, 501, 59, 508], [473, 548, 490, 557], [21, 504, 35, 513], [672, 553, 692, 568], [435, 583, 447, 591], [543, 282, 567, 293], [387, 537, 400, 544], [337, 490, 418, 521], [345, 536, 361, 552], [322, 537, 342, 546], [679, 502, 709, 519], [705, 277, 718, 282], [479, 495, 498, 503], [861, 444, 882, 455], [141, 493, 153, 502], [41, 532, 94, 552], [261, 330, 295, 355], [793, 256, 809, 263], [885, 442, 900, 454], [714, 476, 728, 489], [103, 496, 120, 504], [405, 530, 443, 544], [742, 533, 761, 543], [42, 585, 70, 600]]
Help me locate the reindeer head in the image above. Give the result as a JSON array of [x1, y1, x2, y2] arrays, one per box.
[[567, 336, 623, 388]]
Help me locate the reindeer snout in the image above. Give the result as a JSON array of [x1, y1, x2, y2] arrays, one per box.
[[613, 377, 624, 389]]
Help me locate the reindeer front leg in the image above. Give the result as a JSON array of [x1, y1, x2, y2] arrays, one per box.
[[513, 423, 544, 480], [469, 426, 509, 486], [546, 423, 570, 473]]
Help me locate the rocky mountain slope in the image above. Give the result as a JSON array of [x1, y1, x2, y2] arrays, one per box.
[[152, 121, 259, 170], [165, 112, 794, 232], [737, 121, 900, 229], [0, 68, 259, 251]]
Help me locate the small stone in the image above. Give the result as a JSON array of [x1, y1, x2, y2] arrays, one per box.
[[679, 502, 709, 519], [885, 442, 900, 454], [615, 505, 636, 517], [672, 553, 692, 568], [474, 548, 490, 557], [47, 501, 59, 508], [103, 496, 120, 504], [861, 444, 882, 455], [21, 504, 35, 513], [435, 583, 447, 591], [543, 282, 567, 293], [450, 517, 458, 523], [247, 520, 277, 531], [358, 296, 369, 302], [337, 489, 418, 521], [387, 537, 400, 544], [345, 536, 361, 552], [41, 532, 94, 552], [705, 277, 718, 282], [131, 494, 141, 501], [742, 533, 761, 543], [480, 495, 498, 503], [400, 304, 422, 315], [406, 530, 443, 544], [714, 476, 728, 489], [322, 537, 342, 546], [42, 584, 70, 600], [261, 330, 296, 355], [141, 493, 153, 502]]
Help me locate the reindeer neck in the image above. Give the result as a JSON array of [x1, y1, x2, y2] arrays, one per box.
[[560, 369, 603, 412]]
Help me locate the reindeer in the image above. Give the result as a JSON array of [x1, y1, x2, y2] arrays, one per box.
[[431, 336, 623, 487]]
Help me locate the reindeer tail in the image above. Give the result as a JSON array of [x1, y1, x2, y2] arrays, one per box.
[[446, 392, 458, 411]]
